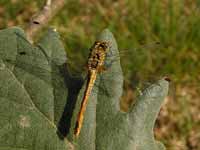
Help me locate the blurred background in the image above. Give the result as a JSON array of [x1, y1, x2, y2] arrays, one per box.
[[0, 0, 199, 149]]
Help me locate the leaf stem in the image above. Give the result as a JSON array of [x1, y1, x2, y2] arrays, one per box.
[[25, 0, 66, 43]]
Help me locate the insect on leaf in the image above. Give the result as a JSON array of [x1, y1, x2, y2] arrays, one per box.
[[0, 27, 169, 150]]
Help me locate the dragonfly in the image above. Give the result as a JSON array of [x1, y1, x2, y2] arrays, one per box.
[[74, 41, 109, 137], [73, 40, 160, 137], [0, 32, 161, 137]]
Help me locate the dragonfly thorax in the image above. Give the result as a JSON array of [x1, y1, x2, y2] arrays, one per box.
[[87, 41, 109, 71]]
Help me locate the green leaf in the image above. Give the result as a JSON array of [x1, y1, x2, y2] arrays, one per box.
[[0, 27, 169, 150], [0, 27, 72, 150]]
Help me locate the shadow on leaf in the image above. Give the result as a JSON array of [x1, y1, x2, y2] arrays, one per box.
[[57, 63, 84, 139]]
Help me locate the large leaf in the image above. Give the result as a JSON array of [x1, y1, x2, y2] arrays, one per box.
[[0, 27, 169, 150], [0, 27, 73, 150]]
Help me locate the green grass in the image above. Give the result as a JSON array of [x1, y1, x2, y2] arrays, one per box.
[[51, 0, 200, 84], [0, 0, 199, 149]]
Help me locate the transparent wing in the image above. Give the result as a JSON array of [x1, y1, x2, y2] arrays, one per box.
[[104, 41, 162, 69]]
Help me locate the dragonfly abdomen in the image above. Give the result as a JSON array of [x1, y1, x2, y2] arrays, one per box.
[[74, 69, 97, 137]]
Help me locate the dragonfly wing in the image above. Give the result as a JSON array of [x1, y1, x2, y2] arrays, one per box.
[[104, 41, 162, 69]]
